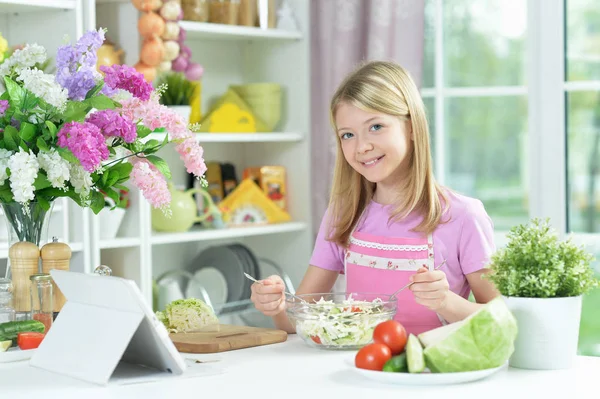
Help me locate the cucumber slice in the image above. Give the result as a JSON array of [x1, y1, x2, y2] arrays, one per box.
[[0, 340, 11, 352], [406, 333, 425, 373]]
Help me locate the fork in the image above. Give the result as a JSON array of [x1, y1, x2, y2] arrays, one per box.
[[243, 272, 308, 304], [389, 259, 447, 299]]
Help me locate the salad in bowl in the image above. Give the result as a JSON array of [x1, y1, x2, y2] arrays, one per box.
[[286, 292, 397, 350]]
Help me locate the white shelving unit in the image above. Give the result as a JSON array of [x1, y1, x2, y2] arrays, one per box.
[[0, 1, 313, 324], [92, 0, 313, 316], [148, 132, 304, 143]]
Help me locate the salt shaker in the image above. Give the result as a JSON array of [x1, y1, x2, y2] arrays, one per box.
[[9, 241, 40, 317]]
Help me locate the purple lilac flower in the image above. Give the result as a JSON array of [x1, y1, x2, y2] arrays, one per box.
[[0, 100, 8, 116], [100, 65, 153, 101], [57, 121, 109, 172], [86, 109, 137, 143], [56, 29, 105, 101]]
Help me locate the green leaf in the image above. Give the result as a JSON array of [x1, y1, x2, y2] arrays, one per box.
[[83, 94, 117, 110], [90, 190, 105, 214], [137, 125, 152, 139], [145, 155, 171, 180], [105, 188, 120, 206], [0, 184, 13, 202], [85, 82, 105, 99], [106, 172, 119, 187], [4, 77, 24, 108], [19, 141, 29, 152], [45, 121, 58, 136], [36, 195, 51, 211], [19, 121, 36, 143], [34, 172, 52, 190], [111, 161, 133, 177], [36, 137, 50, 152], [22, 93, 39, 110], [4, 125, 20, 151], [101, 170, 110, 186], [57, 147, 80, 165], [63, 101, 89, 122]]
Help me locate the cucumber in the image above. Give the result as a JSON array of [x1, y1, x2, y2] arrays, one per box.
[[406, 333, 425, 373], [0, 320, 45, 340]]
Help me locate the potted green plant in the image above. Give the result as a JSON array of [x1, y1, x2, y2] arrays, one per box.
[[486, 218, 599, 370], [155, 71, 196, 124]]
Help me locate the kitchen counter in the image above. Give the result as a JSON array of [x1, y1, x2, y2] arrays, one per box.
[[0, 335, 597, 399]]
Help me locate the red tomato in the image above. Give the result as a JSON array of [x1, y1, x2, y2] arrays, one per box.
[[17, 332, 45, 350], [372, 320, 407, 355], [355, 343, 392, 371], [311, 335, 322, 344]]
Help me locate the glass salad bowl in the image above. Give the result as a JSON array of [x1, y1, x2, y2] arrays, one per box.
[[285, 292, 397, 350]]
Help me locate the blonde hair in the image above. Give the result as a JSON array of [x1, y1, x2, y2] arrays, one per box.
[[327, 60, 448, 247]]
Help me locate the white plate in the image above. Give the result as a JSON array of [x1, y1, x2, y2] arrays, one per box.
[[0, 347, 35, 363], [187, 267, 229, 307], [347, 357, 508, 386]]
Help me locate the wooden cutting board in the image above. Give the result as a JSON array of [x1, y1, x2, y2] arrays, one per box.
[[170, 324, 288, 354]]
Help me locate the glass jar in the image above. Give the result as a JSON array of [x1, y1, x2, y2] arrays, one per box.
[[209, 0, 240, 25], [30, 273, 53, 333], [0, 278, 15, 323], [182, 0, 210, 22]]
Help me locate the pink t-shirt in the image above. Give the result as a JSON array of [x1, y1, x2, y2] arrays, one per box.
[[309, 191, 496, 299]]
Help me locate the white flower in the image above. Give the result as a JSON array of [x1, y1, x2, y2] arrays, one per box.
[[8, 149, 39, 204], [16, 68, 68, 112], [0, 43, 47, 76], [0, 149, 12, 185], [69, 164, 93, 199], [37, 149, 70, 190]]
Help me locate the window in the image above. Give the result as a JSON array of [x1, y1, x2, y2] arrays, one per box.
[[422, 0, 529, 232], [565, 0, 600, 357], [424, 0, 600, 356]]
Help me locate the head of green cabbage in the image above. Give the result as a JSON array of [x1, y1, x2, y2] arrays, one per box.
[[418, 296, 518, 372], [156, 298, 219, 333]]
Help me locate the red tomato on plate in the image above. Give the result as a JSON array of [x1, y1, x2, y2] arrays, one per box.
[[373, 320, 407, 355], [355, 343, 392, 371]]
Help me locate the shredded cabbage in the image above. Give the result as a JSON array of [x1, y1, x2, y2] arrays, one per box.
[[156, 298, 219, 333], [293, 295, 391, 348]]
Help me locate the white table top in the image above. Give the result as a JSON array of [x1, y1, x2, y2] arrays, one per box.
[[0, 335, 596, 399]]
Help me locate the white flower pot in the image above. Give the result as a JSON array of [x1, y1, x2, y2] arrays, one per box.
[[99, 208, 126, 240], [503, 295, 582, 370], [168, 105, 192, 124]]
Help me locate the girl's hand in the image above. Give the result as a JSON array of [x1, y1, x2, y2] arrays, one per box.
[[409, 266, 450, 311], [250, 275, 286, 317]]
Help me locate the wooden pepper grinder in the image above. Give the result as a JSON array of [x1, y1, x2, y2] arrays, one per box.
[[41, 237, 71, 313], [8, 241, 40, 314]]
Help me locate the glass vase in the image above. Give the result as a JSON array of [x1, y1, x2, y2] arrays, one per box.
[[1, 201, 54, 320]]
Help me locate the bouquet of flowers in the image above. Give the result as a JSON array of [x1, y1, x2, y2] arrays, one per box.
[[0, 28, 207, 243]]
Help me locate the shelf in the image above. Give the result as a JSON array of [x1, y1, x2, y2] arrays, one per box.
[[148, 132, 303, 143], [0, 0, 76, 13], [99, 237, 141, 250], [151, 222, 307, 245], [179, 21, 302, 41], [0, 240, 83, 259]]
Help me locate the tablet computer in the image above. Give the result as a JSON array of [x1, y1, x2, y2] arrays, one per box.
[[30, 270, 187, 385]]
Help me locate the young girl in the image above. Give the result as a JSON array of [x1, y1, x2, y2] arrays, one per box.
[[251, 61, 499, 335]]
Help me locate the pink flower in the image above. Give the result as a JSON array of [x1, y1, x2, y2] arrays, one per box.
[[175, 137, 207, 177], [57, 121, 109, 172], [129, 158, 171, 209], [100, 64, 153, 101], [86, 109, 137, 143]]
